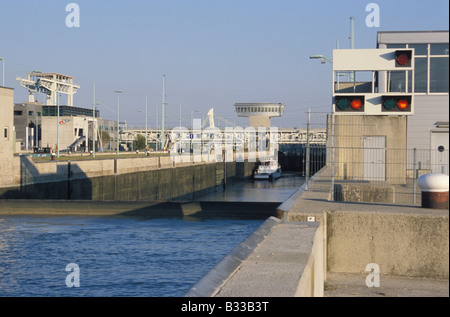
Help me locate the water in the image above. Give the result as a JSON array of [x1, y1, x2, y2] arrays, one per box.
[[0, 215, 263, 297]]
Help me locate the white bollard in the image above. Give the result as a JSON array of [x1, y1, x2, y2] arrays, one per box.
[[418, 173, 449, 209]]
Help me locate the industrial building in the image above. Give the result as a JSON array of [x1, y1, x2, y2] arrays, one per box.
[[377, 30, 449, 153], [326, 30, 448, 193], [14, 72, 120, 153]]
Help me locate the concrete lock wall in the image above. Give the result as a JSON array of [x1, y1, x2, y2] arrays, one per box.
[[0, 155, 258, 201], [326, 211, 449, 279]]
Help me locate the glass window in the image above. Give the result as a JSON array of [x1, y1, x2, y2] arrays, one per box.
[[414, 57, 428, 93], [430, 44, 449, 55], [14, 110, 23, 116], [430, 57, 449, 93], [386, 44, 406, 48], [408, 44, 428, 56], [4, 128, 8, 139], [388, 71, 407, 92]]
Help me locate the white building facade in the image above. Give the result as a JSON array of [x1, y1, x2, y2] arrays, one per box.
[[377, 31, 449, 152]]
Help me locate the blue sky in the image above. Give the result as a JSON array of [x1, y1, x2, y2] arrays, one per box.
[[1, 0, 448, 128]]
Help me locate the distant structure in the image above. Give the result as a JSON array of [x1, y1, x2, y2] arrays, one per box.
[[234, 103, 285, 128], [17, 72, 80, 106], [13, 71, 116, 153]]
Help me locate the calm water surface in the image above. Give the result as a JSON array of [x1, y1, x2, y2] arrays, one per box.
[[0, 215, 262, 297]]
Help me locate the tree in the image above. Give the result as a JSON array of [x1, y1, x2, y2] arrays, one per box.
[[133, 134, 146, 151]]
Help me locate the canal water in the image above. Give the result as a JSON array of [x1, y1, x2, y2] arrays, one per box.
[[0, 215, 263, 297], [0, 172, 305, 297]]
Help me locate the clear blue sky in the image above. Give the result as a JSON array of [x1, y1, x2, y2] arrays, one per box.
[[1, 0, 448, 128]]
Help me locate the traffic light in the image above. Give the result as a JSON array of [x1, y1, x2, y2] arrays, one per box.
[[381, 95, 412, 113], [334, 95, 365, 112], [395, 50, 412, 68]]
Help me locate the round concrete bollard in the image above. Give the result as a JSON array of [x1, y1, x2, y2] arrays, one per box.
[[418, 173, 449, 210]]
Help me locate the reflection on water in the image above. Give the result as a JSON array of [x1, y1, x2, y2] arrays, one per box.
[[0, 215, 262, 297], [198, 172, 305, 202]]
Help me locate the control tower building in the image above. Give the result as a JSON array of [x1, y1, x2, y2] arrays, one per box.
[[234, 103, 285, 128]]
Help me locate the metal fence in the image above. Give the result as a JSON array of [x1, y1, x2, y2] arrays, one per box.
[[300, 110, 449, 206]]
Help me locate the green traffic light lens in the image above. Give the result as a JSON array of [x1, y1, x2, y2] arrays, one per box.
[[383, 99, 396, 110], [337, 99, 350, 110]]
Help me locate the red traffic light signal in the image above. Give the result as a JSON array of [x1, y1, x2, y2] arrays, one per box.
[[382, 95, 412, 112], [334, 95, 365, 112], [395, 50, 412, 68]]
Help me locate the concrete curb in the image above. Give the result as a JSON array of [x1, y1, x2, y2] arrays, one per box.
[[184, 216, 281, 297]]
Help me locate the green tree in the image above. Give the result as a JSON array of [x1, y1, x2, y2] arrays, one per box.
[[133, 134, 146, 151]]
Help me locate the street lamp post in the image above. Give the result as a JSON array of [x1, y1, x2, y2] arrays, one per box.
[[115, 90, 123, 156], [310, 54, 340, 91], [138, 96, 149, 152], [161, 75, 167, 152], [93, 83, 96, 158], [309, 55, 333, 64], [145, 97, 148, 150], [57, 84, 60, 158], [0, 57, 4, 87]]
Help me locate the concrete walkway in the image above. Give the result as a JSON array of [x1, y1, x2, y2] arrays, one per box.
[[325, 272, 449, 297], [285, 186, 449, 297], [214, 221, 319, 297]]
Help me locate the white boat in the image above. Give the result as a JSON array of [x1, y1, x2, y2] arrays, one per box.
[[253, 160, 282, 181]]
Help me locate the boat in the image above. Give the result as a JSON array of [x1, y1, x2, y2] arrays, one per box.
[[253, 159, 282, 181]]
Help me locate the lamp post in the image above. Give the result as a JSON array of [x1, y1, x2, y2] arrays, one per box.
[[57, 84, 60, 158], [145, 97, 148, 150], [93, 83, 96, 158], [309, 54, 333, 64], [310, 54, 340, 91], [0, 57, 4, 87], [115, 90, 123, 156], [161, 75, 167, 152], [138, 96, 149, 151]]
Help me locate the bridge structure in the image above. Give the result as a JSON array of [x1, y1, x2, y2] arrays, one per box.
[[119, 126, 327, 151]]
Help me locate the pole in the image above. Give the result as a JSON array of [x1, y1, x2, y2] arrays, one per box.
[[161, 75, 166, 152], [331, 114, 335, 201], [350, 16, 355, 50], [117, 94, 120, 156], [179, 104, 182, 154], [145, 97, 148, 151], [350, 16, 356, 86], [413, 148, 417, 204], [156, 104, 159, 151], [57, 84, 60, 158], [0, 57, 4, 87], [93, 83, 96, 158], [305, 108, 311, 191], [115, 91, 123, 156], [35, 110, 38, 150]]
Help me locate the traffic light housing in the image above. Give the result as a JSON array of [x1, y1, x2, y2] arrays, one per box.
[[381, 95, 412, 113], [334, 95, 365, 113], [395, 50, 412, 68]]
